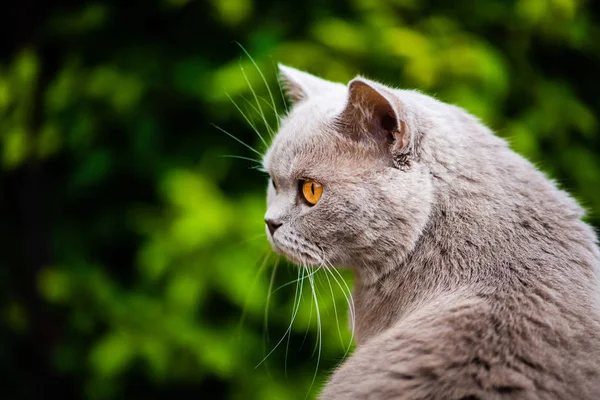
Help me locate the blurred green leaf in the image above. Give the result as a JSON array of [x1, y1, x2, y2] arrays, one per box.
[[90, 331, 134, 377], [2, 126, 30, 169]]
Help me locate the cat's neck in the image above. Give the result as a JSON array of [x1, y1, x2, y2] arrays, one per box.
[[351, 208, 464, 344], [350, 148, 599, 344]]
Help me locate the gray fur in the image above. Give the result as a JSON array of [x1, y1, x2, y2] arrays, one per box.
[[263, 65, 600, 399]]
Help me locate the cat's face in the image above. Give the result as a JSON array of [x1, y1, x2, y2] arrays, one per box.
[[263, 66, 433, 278]]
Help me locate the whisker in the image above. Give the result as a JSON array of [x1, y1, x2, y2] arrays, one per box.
[[271, 58, 289, 115], [306, 264, 323, 398], [239, 62, 276, 139], [309, 267, 321, 358], [229, 232, 267, 248], [301, 268, 314, 352], [326, 260, 356, 357], [212, 123, 263, 157], [263, 257, 280, 343], [240, 94, 279, 127], [251, 165, 267, 173], [226, 92, 269, 148], [236, 42, 280, 130], [238, 250, 273, 339], [322, 263, 345, 350], [218, 154, 262, 165], [271, 265, 321, 296], [285, 266, 303, 377], [256, 263, 308, 369]]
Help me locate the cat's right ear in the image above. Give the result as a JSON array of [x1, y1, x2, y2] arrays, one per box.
[[338, 77, 418, 169], [278, 64, 342, 105]]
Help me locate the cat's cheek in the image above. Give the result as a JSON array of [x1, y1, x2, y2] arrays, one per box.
[[266, 233, 295, 263]]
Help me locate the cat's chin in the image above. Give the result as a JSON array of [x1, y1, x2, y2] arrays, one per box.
[[267, 234, 323, 266], [269, 242, 322, 267], [280, 249, 321, 267], [287, 254, 320, 268]]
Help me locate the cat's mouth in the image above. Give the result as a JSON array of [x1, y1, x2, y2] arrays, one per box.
[[270, 233, 323, 267]]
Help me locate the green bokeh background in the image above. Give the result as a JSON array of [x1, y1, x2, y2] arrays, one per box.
[[2, 0, 599, 399]]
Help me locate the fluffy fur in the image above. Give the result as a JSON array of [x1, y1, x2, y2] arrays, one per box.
[[262, 64, 600, 399]]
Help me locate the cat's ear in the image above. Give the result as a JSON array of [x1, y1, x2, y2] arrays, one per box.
[[278, 64, 342, 105], [338, 77, 415, 169]]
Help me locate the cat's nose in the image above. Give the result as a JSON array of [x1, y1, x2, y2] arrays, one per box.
[[265, 219, 282, 236]]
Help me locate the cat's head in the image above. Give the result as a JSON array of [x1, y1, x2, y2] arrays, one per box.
[[263, 65, 434, 280]]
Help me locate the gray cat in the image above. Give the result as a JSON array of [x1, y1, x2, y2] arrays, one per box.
[[262, 64, 600, 399]]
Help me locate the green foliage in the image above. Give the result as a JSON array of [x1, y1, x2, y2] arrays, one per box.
[[2, 0, 599, 399]]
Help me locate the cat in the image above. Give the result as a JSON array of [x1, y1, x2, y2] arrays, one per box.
[[262, 64, 600, 399]]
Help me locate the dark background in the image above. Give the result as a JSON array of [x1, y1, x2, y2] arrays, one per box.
[[1, 0, 599, 399]]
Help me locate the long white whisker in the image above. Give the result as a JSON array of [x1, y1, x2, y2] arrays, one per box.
[[238, 251, 272, 338], [326, 260, 356, 357], [241, 94, 279, 117], [263, 257, 280, 343], [237, 42, 280, 129], [285, 266, 303, 377], [322, 263, 345, 349], [271, 59, 289, 115], [239, 63, 275, 139], [301, 267, 314, 351], [306, 264, 323, 398], [212, 123, 263, 157], [309, 266, 321, 358], [218, 154, 262, 165], [271, 266, 321, 296], [256, 263, 309, 368], [226, 92, 268, 148]]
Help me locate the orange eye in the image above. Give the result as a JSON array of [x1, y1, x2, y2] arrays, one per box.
[[301, 180, 323, 205]]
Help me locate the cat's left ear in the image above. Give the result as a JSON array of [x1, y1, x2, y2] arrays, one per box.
[[338, 77, 416, 169], [278, 64, 344, 105]]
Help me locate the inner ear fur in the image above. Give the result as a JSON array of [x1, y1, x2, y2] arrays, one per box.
[[337, 78, 414, 169]]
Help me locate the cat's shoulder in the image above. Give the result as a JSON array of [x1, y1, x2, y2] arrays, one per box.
[[321, 292, 600, 399]]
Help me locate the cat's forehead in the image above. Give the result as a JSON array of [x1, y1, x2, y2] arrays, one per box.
[[263, 124, 387, 183], [264, 116, 340, 178], [262, 96, 345, 170]]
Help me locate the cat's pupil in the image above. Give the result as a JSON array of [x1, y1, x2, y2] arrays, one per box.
[[311, 184, 314, 195]]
